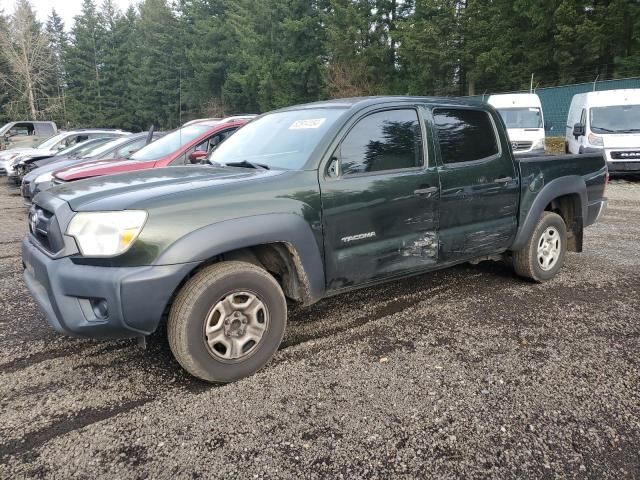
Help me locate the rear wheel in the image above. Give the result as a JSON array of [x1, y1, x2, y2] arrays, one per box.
[[168, 261, 287, 383], [512, 211, 567, 282]]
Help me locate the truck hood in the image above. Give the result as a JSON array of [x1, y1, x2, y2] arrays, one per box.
[[45, 166, 286, 211], [54, 157, 151, 181], [0, 147, 35, 161], [602, 133, 640, 149]]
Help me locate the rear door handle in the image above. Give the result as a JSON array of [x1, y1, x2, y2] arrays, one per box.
[[494, 176, 513, 184], [414, 186, 439, 195]]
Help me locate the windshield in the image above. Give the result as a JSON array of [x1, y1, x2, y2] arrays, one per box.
[[590, 105, 640, 134], [37, 132, 72, 150], [56, 137, 112, 157], [130, 125, 209, 161], [84, 136, 133, 158], [0, 123, 11, 135], [209, 108, 345, 170], [497, 108, 543, 129]]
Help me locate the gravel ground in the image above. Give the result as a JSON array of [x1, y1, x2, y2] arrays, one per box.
[[0, 178, 638, 479]]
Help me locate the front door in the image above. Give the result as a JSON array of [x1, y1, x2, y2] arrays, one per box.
[[431, 107, 520, 263], [320, 107, 440, 291]]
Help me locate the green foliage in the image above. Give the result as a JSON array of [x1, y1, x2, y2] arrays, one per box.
[[1, 0, 640, 130]]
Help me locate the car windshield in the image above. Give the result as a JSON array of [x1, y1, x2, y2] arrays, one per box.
[[84, 136, 135, 158], [497, 108, 543, 129], [37, 132, 71, 150], [0, 123, 11, 135], [130, 125, 209, 161], [208, 108, 345, 170], [590, 105, 640, 133], [56, 138, 113, 157]]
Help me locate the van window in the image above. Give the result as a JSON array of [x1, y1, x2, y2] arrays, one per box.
[[496, 108, 542, 129], [590, 104, 640, 134], [580, 109, 587, 126], [338, 109, 424, 176], [433, 108, 499, 164]]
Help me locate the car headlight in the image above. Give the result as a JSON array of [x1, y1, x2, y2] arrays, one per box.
[[66, 211, 147, 256], [35, 172, 54, 183], [588, 133, 604, 147]]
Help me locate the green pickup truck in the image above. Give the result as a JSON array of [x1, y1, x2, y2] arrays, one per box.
[[22, 97, 608, 382]]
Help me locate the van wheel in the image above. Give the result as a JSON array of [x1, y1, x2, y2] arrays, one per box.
[[512, 212, 567, 282], [168, 261, 287, 383]]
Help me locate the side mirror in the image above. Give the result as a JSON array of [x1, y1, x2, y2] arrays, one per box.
[[188, 150, 208, 164], [327, 156, 340, 178], [573, 123, 585, 138]]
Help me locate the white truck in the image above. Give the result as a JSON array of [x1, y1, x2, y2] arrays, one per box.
[[488, 93, 546, 156], [565, 89, 640, 175]]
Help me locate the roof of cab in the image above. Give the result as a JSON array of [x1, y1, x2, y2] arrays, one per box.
[[274, 96, 485, 112]]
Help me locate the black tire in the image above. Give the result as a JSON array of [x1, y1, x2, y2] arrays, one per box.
[[168, 261, 287, 383], [512, 211, 567, 282]]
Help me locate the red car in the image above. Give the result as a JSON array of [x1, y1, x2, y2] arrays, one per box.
[[53, 119, 248, 183]]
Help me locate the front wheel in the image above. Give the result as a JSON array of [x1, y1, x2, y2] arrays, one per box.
[[512, 212, 567, 282], [168, 261, 287, 383]]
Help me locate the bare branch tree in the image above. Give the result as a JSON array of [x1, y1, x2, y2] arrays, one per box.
[[0, 0, 55, 119]]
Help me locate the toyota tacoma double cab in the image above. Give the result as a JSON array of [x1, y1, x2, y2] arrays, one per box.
[[22, 97, 608, 383]]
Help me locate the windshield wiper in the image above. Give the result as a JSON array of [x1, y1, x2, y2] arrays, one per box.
[[591, 127, 616, 133], [220, 160, 270, 170], [618, 128, 640, 133]]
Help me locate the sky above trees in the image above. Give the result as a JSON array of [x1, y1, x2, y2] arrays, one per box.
[[2, 0, 134, 26], [1, 0, 640, 131]]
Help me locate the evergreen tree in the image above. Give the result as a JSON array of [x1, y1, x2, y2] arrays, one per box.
[[129, 0, 182, 129], [65, 0, 106, 126]]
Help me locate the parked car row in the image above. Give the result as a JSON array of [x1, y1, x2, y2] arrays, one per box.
[[487, 88, 640, 174], [0, 115, 256, 204], [16, 96, 608, 384], [0, 129, 130, 182]]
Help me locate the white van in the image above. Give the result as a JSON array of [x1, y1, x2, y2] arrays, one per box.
[[488, 93, 546, 155], [566, 89, 640, 173]]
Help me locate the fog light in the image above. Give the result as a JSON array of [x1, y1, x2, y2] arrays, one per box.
[[91, 299, 109, 319]]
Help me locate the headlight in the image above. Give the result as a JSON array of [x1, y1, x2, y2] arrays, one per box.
[[66, 211, 147, 256], [35, 172, 53, 183], [588, 133, 604, 147]]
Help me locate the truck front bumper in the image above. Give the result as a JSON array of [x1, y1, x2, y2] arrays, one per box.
[[22, 237, 197, 339]]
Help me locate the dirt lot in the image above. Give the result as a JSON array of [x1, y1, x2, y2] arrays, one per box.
[[0, 178, 638, 479]]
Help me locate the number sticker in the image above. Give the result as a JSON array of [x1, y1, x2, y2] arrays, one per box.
[[289, 118, 326, 130]]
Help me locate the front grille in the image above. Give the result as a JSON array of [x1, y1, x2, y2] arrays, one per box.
[[28, 205, 65, 254], [511, 141, 533, 151], [610, 151, 640, 160]]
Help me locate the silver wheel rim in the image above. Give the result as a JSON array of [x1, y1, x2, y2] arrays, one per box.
[[204, 291, 269, 360], [537, 227, 561, 271]]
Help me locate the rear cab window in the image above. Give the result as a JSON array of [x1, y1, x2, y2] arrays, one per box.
[[432, 108, 500, 164]]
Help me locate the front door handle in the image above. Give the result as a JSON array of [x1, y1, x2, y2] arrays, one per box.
[[414, 186, 439, 196], [494, 176, 513, 184]]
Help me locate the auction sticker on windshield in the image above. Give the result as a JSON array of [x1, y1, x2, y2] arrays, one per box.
[[289, 118, 326, 130]]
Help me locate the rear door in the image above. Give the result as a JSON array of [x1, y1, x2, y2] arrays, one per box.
[[431, 107, 519, 262], [320, 106, 441, 291]]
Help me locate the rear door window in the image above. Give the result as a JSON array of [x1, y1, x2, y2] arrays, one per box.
[[433, 108, 499, 164]]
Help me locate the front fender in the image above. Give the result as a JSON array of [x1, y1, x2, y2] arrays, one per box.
[[511, 175, 587, 251], [154, 213, 325, 303]]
